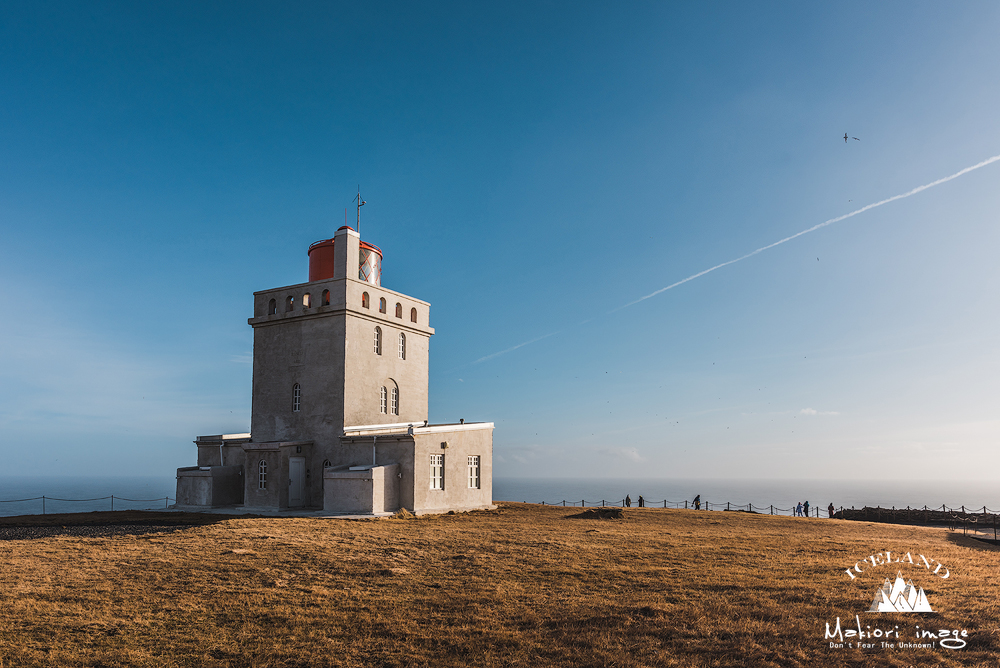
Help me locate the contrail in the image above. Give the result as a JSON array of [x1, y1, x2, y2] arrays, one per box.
[[614, 152, 1000, 311], [472, 330, 562, 364], [472, 152, 1000, 364]]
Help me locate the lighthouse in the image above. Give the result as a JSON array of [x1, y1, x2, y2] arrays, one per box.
[[175, 223, 494, 515]]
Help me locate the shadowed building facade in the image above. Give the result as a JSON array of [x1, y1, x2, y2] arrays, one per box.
[[176, 225, 493, 514]]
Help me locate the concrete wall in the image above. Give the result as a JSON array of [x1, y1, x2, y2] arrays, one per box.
[[175, 466, 244, 507], [324, 463, 400, 514], [337, 436, 416, 510], [412, 428, 493, 514], [240, 442, 315, 509], [241, 445, 281, 509], [342, 307, 429, 428], [197, 442, 248, 468]]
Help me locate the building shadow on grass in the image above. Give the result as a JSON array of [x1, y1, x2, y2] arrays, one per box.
[[946, 531, 1000, 551], [0, 510, 248, 540], [565, 508, 625, 520]]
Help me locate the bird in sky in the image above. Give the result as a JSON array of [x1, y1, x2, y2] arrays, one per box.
[[844, 133, 860, 142]]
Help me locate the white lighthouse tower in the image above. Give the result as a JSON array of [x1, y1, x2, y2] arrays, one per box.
[[176, 221, 494, 515]]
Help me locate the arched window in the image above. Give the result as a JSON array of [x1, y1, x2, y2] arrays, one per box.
[[258, 460, 267, 489], [268, 299, 277, 315], [379, 297, 386, 313], [380, 386, 387, 414], [292, 383, 301, 412], [286, 295, 294, 312], [395, 303, 402, 318], [410, 307, 417, 323], [362, 292, 369, 308], [322, 289, 330, 306], [391, 386, 399, 415], [302, 293, 311, 309], [398, 333, 406, 360], [373, 327, 382, 355]]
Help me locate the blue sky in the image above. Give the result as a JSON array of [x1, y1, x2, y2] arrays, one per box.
[[2, 2, 999, 480]]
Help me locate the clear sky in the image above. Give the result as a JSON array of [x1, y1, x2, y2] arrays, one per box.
[[2, 2, 999, 481]]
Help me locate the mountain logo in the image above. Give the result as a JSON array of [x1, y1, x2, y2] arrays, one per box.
[[868, 571, 933, 613]]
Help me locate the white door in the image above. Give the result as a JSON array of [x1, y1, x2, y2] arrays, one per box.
[[289, 457, 305, 507]]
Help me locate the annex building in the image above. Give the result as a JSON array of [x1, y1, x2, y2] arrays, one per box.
[[175, 224, 494, 515]]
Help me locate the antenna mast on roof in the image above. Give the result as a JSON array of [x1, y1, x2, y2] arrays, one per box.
[[353, 187, 366, 236]]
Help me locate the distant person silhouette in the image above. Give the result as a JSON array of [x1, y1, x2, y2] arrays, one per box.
[[828, 503, 835, 519], [803, 501, 810, 517], [637, 495, 645, 508], [796, 502, 803, 517], [625, 494, 631, 508], [693, 494, 701, 510]]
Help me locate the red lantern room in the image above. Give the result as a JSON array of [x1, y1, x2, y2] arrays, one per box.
[[307, 226, 382, 285]]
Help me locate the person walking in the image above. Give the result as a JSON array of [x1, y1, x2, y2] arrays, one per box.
[[693, 494, 701, 510], [803, 500, 810, 518], [796, 502, 803, 517], [625, 494, 632, 508], [828, 503, 835, 519]]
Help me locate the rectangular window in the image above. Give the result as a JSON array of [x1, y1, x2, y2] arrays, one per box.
[[467, 455, 480, 489], [430, 454, 444, 490]]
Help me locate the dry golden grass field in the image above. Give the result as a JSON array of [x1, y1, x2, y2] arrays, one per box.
[[1, 504, 998, 667]]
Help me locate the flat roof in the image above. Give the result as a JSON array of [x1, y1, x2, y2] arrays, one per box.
[[342, 421, 494, 436]]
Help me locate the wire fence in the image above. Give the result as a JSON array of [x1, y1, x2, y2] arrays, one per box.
[[528, 499, 1000, 521], [532, 499, 833, 515], [0, 495, 175, 515]]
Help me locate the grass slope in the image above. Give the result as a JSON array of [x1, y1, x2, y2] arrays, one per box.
[[0, 504, 997, 667]]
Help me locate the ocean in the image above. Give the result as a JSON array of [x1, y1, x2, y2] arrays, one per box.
[[0, 476, 996, 517]]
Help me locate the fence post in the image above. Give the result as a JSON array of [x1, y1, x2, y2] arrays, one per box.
[[685, 500, 688, 509], [562, 500, 565, 507], [582, 500, 585, 508], [602, 500, 605, 507], [727, 502, 730, 511], [663, 500, 666, 508], [42, 496, 45, 514], [770, 505, 773, 515], [165, 497, 169, 509], [962, 505, 965, 515], [111, 495, 114, 512], [994, 514, 996, 542]]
